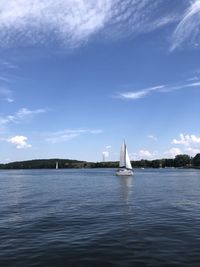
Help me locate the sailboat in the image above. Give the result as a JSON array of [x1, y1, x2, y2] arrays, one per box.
[[56, 161, 58, 169], [116, 141, 133, 176]]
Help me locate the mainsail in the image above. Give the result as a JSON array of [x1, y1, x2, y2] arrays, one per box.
[[125, 147, 132, 169], [119, 142, 125, 167], [119, 142, 132, 169]]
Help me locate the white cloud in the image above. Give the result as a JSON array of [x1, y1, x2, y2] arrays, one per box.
[[170, 133, 200, 157], [45, 128, 103, 143], [185, 147, 200, 156], [172, 133, 200, 146], [165, 147, 182, 158], [106, 145, 111, 149], [118, 79, 200, 100], [131, 149, 158, 160], [139, 150, 153, 158], [1, 1, 200, 52], [0, 0, 181, 49], [7, 135, 32, 149], [171, 0, 200, 50]]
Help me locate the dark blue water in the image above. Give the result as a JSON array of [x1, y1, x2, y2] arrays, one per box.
[[0, 168, 200, 267]]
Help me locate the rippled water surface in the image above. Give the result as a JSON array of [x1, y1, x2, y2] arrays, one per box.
[[0, 168, 200, 266]]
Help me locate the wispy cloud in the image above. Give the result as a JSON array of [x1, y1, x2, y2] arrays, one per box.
[[0, 60, 21, 103], [0, 0, 182, 49], [0, 76, 11, 83], [171, 0, 200, 51], [118, 79, 200, 100], [0, 61, 19, 70], [0, 87, 14, 102], [147, 135, 158, 141], [16, 108, 46, 119], [45, 128, 103, 143], [0, 107, 46, 127], [164, 147, 182, 158], [119, 85, 165, 100], [0, 0, 111, 48]]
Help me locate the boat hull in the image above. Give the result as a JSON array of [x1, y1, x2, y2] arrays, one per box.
[[116, 169, 133, 176]]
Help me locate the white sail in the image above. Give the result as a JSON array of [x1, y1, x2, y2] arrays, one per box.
[[119, 142, 125, 167], [125, 147, 132, 170], [56, 161, 58, 169], [116, 141, 133, 176], [119, 142, 132, 169]]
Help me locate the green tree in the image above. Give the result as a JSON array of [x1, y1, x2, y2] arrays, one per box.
[[192, 153, 200, 167], [174, 154, 190, 167], [164, 158, 174, 167]]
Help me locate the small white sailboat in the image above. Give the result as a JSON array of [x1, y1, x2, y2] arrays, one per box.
[[116, 141, 133, 176], [56, 161, 58, 169]]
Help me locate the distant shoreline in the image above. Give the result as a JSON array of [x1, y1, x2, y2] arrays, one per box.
[[0, 156, 200, 169]]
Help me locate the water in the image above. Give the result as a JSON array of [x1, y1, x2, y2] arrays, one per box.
[[0, 168, 200, 267]]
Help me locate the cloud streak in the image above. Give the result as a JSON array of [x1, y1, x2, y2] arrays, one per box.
[[45, 128, 103, 143], [118, 79, 200, 100], [119, 85, 165, 100], [171, 0, 200, 50], [0, 107, 46, 127]]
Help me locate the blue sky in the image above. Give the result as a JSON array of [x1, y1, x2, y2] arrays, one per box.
[[1, 0, 200, 163]]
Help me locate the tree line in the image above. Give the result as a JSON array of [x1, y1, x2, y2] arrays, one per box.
[[0, 154, 200, 169], [93, 153, 200, 169]]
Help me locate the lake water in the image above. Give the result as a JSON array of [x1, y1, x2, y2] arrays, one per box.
[[0, 168, 200, 267]]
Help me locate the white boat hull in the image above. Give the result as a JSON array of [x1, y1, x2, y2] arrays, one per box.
[[116, 168, 133, 176]]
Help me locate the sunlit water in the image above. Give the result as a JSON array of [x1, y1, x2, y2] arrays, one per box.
[[0, 168, 200, 267]]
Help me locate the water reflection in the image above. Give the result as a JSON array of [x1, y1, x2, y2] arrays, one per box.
[[118, 176, 133, 204]]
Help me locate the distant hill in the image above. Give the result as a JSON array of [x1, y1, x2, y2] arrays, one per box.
[[0, 159, 118, 169], [0, 159, 87, 169]]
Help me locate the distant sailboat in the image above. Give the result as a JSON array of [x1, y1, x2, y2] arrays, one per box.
[[116, 141, 133, 176], [159, 161, 162, 169], [56, 161, 58, 169]]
